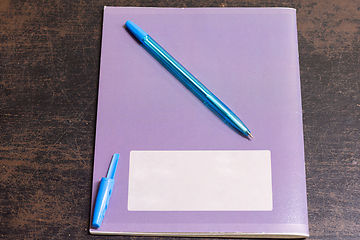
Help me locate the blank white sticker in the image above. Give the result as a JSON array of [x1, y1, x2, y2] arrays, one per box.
[[128, 150, 272, 211]]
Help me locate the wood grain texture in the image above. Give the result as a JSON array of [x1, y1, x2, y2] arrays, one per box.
[[1, 0, 359, 239]]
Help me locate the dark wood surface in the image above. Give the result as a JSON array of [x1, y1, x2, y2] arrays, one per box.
[[1, 0, 359, 239]]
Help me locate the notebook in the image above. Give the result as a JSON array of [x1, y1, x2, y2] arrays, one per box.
[[90, 7, 308, 238]]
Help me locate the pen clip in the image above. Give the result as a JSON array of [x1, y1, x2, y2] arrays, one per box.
[[107, 153, 119, 179]]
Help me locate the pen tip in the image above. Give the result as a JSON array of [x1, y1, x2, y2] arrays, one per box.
[[248, 133, 254, 139]]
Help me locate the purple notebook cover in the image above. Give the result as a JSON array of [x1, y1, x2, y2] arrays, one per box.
[[90, 7, 308, 238]]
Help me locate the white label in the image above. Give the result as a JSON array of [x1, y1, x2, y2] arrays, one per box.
[[128, 150, 272, 211]]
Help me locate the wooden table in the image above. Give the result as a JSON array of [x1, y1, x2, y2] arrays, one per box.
[[1, 0, 359, 239]]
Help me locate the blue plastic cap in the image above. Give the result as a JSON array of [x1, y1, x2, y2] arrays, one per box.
[[125, 20, 148, 42], [92, 177, 115, 228], [92, 154, 119, 228]]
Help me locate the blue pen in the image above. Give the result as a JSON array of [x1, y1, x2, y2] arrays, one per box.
[[92, 153, 119, 228], [125, 21, 253, 139]]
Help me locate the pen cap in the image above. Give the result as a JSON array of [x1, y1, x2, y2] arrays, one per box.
[[92, 177, 115, 228], [125, 20, 148, 42]]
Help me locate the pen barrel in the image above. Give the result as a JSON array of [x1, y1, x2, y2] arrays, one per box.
[[205, 94, 250, 134], [142, 36, 211, 100], [142, 36, 250, 135]]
